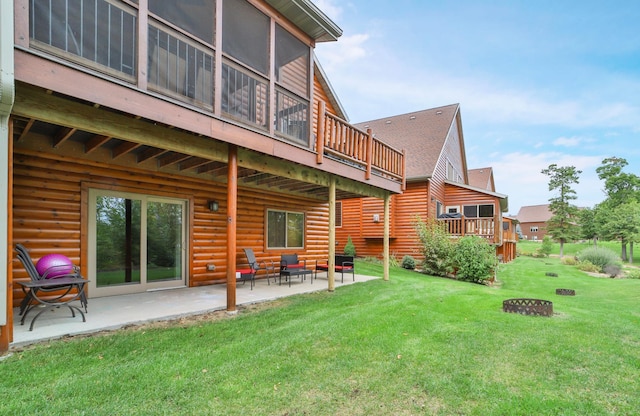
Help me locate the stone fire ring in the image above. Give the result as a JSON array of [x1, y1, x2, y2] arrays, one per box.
[[503, 298, 553, 317], [556, 288, 576, 296]]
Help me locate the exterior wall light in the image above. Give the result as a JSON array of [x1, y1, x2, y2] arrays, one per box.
[[208, 200, 219, 212]]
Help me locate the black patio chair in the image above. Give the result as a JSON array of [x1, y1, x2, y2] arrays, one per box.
[[15, 244, 88, 315], [243, 248, 276, 285]]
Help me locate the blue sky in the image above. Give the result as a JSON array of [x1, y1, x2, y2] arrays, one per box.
[[313, 0, 640, 215]]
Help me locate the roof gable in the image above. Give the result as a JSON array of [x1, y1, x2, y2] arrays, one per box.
[[265, 0, 343, 42], [468, 167, 495, 191], [516, 204, 553, 223], [354, 104, 462, 179]]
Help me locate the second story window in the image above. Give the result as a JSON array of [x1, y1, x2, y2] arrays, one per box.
[[274, 25, 310, 145], [221, 0, 270, 129], [30, 0, 137, 79], [147, 0, 215, 108]]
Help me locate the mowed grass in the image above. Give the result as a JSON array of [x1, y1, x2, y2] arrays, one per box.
[[2, 257, 639, 415]]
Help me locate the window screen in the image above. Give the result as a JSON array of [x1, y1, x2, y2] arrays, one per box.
[[463, 205, 477, 218], [275, 25, 309, 97], [222, 0, 269, 75], [148, 0, 215, 44], [478, 204, 494, 218], [30, 0, 137, 77]]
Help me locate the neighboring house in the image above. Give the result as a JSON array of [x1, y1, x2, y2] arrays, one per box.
[[335, 104, 517, 264], [516, 204, 553, 240], [0, 0, 406, 351]]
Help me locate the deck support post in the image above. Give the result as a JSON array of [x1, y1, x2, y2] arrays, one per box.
[[226, 145, 238, 311], [383, 193, 390, 281], [328, 177, 336, 291]]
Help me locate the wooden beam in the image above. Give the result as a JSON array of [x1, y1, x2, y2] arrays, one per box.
[[137, 147, 167, 163], [13, 84, 229, 163], [226, 145, 238, 312], [112, 141, 141, 159], [53, 126, 76, 148], [158, 153, 191, 168], [238, 147, 390, 199], [16, 118, 34, 142], [85, 134, 111, 154]]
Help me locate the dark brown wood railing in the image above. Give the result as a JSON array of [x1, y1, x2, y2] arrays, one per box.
[[439, 216, 497, 243], [316, 101, 405, 187]]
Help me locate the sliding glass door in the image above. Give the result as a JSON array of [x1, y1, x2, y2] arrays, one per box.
[[88, 189, 187, 297]]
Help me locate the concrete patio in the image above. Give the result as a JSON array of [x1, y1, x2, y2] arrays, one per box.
[[11, 273, 377, 349]]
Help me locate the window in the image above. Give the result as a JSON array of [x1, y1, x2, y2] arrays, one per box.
[[222, 0, 269, 75], [463, 204, 494, 218], [446, 206, 459, 214], [148, 0, 214, 44], [335, 201, 343, 228], [267, 210, 305, 249], [530, 226, 539, 232], [30, 0, 137, 79]]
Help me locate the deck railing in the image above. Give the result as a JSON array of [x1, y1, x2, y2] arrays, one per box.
[[439, 216, 497, 243], [316, 101, 405, 186]]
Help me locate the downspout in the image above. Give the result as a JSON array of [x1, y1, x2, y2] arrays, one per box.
[[0, 0, 15, 332]]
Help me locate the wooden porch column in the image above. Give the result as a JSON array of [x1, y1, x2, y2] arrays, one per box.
[[0, 117, 13, 351], [226, 145, 238, 312], [383, 193, 390, 281], [365, 128, 373, 180], [328, 177, 336, 291], [316, 101, 325, 165]]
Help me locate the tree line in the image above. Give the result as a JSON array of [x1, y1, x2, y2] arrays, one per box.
[[542, 157, 640, 262]]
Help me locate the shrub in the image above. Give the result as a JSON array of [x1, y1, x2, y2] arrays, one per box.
[[344, 236, 356, 257], [577, 260, 601, 273], [625, 268, 640, 279], [401, 255, 416, 270], [414, 217, 454, 276], [576, 246, 620, 273], [561, 256, 578, 265], [538, 236, 554, 257], [603, 263, 622, 278], [451, 235, 496, 284]]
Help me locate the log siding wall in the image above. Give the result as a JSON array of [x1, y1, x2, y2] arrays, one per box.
[[11, 147, 330, 307]]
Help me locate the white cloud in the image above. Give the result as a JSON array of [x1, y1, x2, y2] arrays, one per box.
[[315, 33, 369, 71], [553, 136, 581, 147], [311, 0, 343, 22], [483, 152, 604, 213]]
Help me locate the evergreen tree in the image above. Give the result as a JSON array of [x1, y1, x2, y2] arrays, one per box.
[[541, 164, 581, 257]]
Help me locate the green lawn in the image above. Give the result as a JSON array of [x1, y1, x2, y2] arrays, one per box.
[[2, 257, 639, 415], [518, 239, 639, 264]]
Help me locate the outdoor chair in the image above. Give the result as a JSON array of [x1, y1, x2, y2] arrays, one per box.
[[279, 253, 310, 286], [15, 243, 88, 315], [242, 248, 276, 285], [235, 266, 256, 290], [315, 255, 355, 283]]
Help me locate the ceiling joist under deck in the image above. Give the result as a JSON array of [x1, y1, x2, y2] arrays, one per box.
[[11, 85, 392, 200]]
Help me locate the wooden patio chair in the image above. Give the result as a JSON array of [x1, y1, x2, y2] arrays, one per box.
[[242, 248, 276, 285], [15, 243, 88, 315]]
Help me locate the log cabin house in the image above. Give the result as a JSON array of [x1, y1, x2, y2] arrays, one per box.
[[335, 104, 518, 265], [515, 204, 553, 241], [0, 0, 407, 351]]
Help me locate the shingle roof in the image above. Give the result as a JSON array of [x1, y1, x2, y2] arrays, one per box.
[[468, 167, 494, 191], [354, 104, 460, 179], [516, 204, 553, 223]]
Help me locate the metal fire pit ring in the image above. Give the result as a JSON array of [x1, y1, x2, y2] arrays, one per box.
[[503, 298, 553, 317], [555, 289, 576, 296]]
